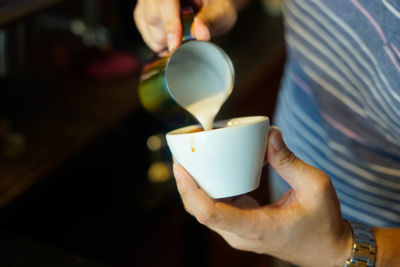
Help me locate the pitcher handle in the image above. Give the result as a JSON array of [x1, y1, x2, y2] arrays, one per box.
[[181, 7, 195, 42]]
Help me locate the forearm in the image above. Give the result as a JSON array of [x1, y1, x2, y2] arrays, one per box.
[[373, 227, 400, 266]]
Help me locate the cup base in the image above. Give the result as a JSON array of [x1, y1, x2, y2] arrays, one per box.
[[212, 184, 260, 199]]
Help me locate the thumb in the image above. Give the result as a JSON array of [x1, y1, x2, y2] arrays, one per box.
[[193, 1, 237, 38], [267, 127, 329, 194], [192, 16, 211, 41]]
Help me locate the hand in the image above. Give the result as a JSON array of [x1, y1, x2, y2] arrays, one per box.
[[133, 0, 239, 52], [172, 127, 353, 267]]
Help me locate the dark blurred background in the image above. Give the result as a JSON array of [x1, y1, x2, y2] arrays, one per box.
[[0, 0, 285, 266]]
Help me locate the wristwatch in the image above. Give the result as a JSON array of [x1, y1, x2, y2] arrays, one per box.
[[344, 220, 376, 267]]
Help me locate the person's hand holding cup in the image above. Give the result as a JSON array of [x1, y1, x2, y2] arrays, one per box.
[[170, 126, 353, 267]]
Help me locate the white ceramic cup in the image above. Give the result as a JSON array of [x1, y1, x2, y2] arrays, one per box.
[[166, 116, 269, 198]]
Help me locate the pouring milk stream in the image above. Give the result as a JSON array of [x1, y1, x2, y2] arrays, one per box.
[[165, 41, 234, 130], [185, 92, 229, 130]]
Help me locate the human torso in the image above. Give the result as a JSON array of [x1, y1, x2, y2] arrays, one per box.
[[274, 0, 400, 226]]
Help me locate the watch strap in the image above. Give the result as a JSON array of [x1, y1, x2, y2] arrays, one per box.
[[344, 220, 376, 267]]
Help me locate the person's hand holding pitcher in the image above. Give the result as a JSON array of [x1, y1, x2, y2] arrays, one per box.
[[134, 0, 243, 52]]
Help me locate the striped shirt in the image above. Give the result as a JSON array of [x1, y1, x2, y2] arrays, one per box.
[[270, 0, 400, 227]]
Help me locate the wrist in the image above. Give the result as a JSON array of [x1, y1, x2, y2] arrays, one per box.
[[333, 220, 353, 267], [302, 220, 353, 267]]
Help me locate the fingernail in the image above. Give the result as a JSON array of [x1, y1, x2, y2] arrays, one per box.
[[158, 50, 170, 57], [271, 127, 284, 151], [167, 34, 178, 52]]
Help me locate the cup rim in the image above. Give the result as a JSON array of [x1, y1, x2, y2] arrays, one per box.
[[166, 116, 269, 136]]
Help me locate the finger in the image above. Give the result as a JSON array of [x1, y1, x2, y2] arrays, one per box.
[[207, 225, 260, 253], [173, 161, 215, 218], [193, 17, 210, 41], [145, 0, 169, 49], [134, 0, 165, 51], [138, 24, 166, 52], [157, 0, 182, 52], [195, 1, 237, 37], [142, 0, 162, 27], [219, 195, 260, 209], [267, 126, 330, 195], [147, 24, 168, 50], [173, 162, 265, 238]]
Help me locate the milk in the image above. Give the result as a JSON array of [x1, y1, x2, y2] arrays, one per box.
[[165, 41, 234, 130], [186, 91, 228, 131], [166, 58, 231, 131]]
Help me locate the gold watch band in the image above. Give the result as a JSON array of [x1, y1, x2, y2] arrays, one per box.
[[344, 220, 376, 267]]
